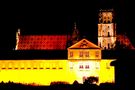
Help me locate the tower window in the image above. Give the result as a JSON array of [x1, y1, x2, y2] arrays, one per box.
[[108, 32, 110, 37], [108, 43, 110, 49]]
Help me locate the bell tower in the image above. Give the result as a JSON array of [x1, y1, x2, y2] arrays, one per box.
[[98, 9, 116, 50]]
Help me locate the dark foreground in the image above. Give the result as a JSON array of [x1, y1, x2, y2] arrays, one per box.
[[0, 82, 119, 90]]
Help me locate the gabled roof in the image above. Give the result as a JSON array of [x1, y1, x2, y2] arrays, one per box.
[[68, 38, 101, 49], [17, 35, 70, 50]]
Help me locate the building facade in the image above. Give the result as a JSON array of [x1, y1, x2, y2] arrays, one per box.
[[0, 38, 115, 85]]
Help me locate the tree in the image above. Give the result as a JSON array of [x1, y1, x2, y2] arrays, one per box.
[[84, 76, 99, 84]]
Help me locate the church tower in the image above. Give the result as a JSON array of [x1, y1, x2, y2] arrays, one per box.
[[67, 22, 80, 47], [98, 9, 116, 50]]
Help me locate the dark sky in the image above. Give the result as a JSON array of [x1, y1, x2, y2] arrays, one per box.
[[0, 0, 135, 50]]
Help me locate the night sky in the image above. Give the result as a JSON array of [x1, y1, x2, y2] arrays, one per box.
[[0, 0, 135, 50]]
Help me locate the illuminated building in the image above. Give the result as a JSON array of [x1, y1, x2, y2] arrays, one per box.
[[0, 10, 115, 86], [98, 9, 116, 50], [0, 38, 115, 85], [0, 33, 115, 85]]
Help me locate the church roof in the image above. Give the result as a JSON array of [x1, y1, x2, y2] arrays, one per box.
[[68, 38, 101, 49], [17, 35, 70, 50]]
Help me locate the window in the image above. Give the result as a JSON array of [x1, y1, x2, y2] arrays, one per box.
[[27, 68, 31, 69], [108, 32, 110, 37], [85, 51, 89, 57], [39, 68, 44, 69], [20, 68, 24, 69], [52, 67, 56, 69], [95, 51, 99, 58], [14, 68, 18, 69], [59, 67, 63, 69], [79, 65, 83, 69], [85, 65, 90, 69], [33, 68, 37, 69], [69, 51, 73, 57], [8, 68, 12, 69], [79, 51, 83, 57]]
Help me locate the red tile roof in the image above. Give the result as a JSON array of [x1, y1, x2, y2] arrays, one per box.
[[17, 35, 70, 50], [117, 34, 135, 49]]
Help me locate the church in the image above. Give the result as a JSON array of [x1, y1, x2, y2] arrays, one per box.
[[0, 9, 116, 86]]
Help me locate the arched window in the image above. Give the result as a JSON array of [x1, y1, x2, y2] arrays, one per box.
[[85, 65, 90, 69], [79, 65, 84, 69]]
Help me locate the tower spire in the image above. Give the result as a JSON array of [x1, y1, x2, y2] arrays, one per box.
[[71, 21, 80, 45], [74, 22, 77, 30]]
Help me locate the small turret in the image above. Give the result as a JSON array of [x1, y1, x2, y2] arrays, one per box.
[[15, 28, 21, 50]]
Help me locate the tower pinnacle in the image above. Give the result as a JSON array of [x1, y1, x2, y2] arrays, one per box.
[[71, 22, 80, 45]]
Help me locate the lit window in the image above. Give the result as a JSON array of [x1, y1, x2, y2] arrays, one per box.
[[20, 68, 24, 69], [69, 51, 73, 57], [52, 67, 56, 69], [59, 67, 63, 69], [39, 68, 44, 69], [85, 65, 90, 69], [79, 65, 83, 69], [8, 68, 12, 69], [14, 68, 18, 69], [33, 68, 37, 69], [95, 51, 99, 58], [79, 51, 83, 57], [85, 51, 89, 57]]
